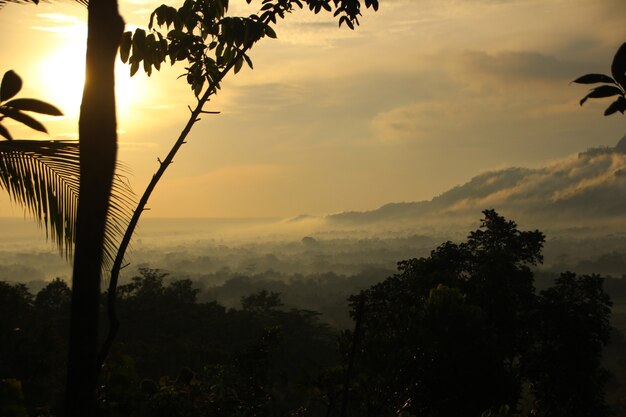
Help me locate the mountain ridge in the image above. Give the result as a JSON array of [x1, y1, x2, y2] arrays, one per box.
[[326, 135, 626, 230]]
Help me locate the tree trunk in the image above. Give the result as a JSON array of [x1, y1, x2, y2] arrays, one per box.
[[65, 0, 124, 414]]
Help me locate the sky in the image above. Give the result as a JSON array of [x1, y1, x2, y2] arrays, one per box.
[[0, 0, 625, 219]]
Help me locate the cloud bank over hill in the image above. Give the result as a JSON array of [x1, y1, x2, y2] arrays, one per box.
[[325, 135, 626, 234]]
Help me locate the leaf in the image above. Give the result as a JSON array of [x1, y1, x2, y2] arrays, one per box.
[[2, 108, 47, 133], [579, 85, 623, 106], [120, 31, 132, 63], [132, 29, 147, 59], [4, 98, 63, 116], [604, 96, 626, 116], [0, 124, 12, 141], [243, 53, 253, 70], [234, 56, 243, 74], [144, 58, 152, 76], [611, 42, 626, 87], [0, 140, 135, 268], [572, 73, 615, 85], [1, 70, 22, 102], [130, 61, 140, 77], [264, 25, 277, 39]]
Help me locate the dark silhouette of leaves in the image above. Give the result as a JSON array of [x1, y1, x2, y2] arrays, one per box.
[[0, 124, 12, 141], [579, 85, 623, 106], [604, 96, 626, 116], [4, 98, 63, 115], [572, 73, 615, 85], [576, 42, 626, 116], [0, 70, 22, 101], [1, 107, 48, 133], [611, 42, 626, 87], [0, 70, 66, 140], [0, 140, 134, 267]]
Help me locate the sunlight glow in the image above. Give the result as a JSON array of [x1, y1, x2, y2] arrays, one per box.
[[36, 17, 145, 120], [38, 38, 86, 117]]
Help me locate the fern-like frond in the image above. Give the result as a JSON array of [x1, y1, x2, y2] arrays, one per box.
[[0, 0, 87, 9], [0, 139, 134, 267]]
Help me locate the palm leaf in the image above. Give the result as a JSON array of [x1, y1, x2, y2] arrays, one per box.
[[0, 0, 87, 8], [0, 0, 89, 6], [0, 139, 134, 268]]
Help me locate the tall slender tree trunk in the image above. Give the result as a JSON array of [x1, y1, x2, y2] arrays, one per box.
[[65, 0, 124, 414]]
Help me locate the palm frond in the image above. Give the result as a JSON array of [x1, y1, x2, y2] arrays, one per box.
[[0, 0, 87, 9], [0, 139, 134, 268]]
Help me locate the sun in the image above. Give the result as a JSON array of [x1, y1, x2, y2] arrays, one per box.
[[38, 40, 86, 118], [36, 21, 144, 121]]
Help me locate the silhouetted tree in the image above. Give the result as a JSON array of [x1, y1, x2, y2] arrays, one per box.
[[65, 0, 125, 413], [343, 210, 612, 417], [2, 2, 129, 412], [526, 272, 612, 417]]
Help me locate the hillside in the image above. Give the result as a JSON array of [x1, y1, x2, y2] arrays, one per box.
[[327, 135, 626, 233]]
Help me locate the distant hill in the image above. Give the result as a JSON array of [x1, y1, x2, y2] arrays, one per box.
[[326, 134, 626, 232]]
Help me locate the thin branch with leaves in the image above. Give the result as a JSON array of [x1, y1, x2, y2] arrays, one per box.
[[97, 0, 379, 367]]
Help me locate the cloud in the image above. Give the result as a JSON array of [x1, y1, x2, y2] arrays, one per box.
[[371, 101, 450, 144], [450, 50, 583, 85], [31, 13, 85, 37], [332, 147, 626, 228]]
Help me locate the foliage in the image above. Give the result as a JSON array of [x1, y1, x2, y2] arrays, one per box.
[[0, 221, 624, 416], [0, 379, 28, 417], [344, 210, 612, 417], [0, 139, 135, 265], [120, 0, 379, 95], [0, 70, 134, 265], [574, 42, 626, 116], [0, 279, 70, 415], [526, 272, 613, 417]]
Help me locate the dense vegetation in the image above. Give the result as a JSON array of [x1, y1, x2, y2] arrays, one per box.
[[1, 211, 625, 416]]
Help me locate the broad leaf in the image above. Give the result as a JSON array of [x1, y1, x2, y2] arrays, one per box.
[[0, 70, 22, 102], [604, 96, 626, 116], [120, 31, 132, 63], [4, 98, 63, 116], [579, 85, 623, 106], [611, 42, 626, 87], [572, 73, 615, 85], [264, 25, 277, 38]]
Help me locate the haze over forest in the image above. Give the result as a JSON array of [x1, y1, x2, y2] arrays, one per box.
[[1, 135, 624, 292]]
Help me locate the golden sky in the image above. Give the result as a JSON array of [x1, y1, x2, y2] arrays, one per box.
[[0, 0, 625, 218]]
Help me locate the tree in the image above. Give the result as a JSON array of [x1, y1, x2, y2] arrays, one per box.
[[347, 210, 544, 416], [344, 210, 613, 417], [65, 0, 124, 414], [99, 0, 379, 373], [1, 6, 128, 411], [526, 272, 612, 417]]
